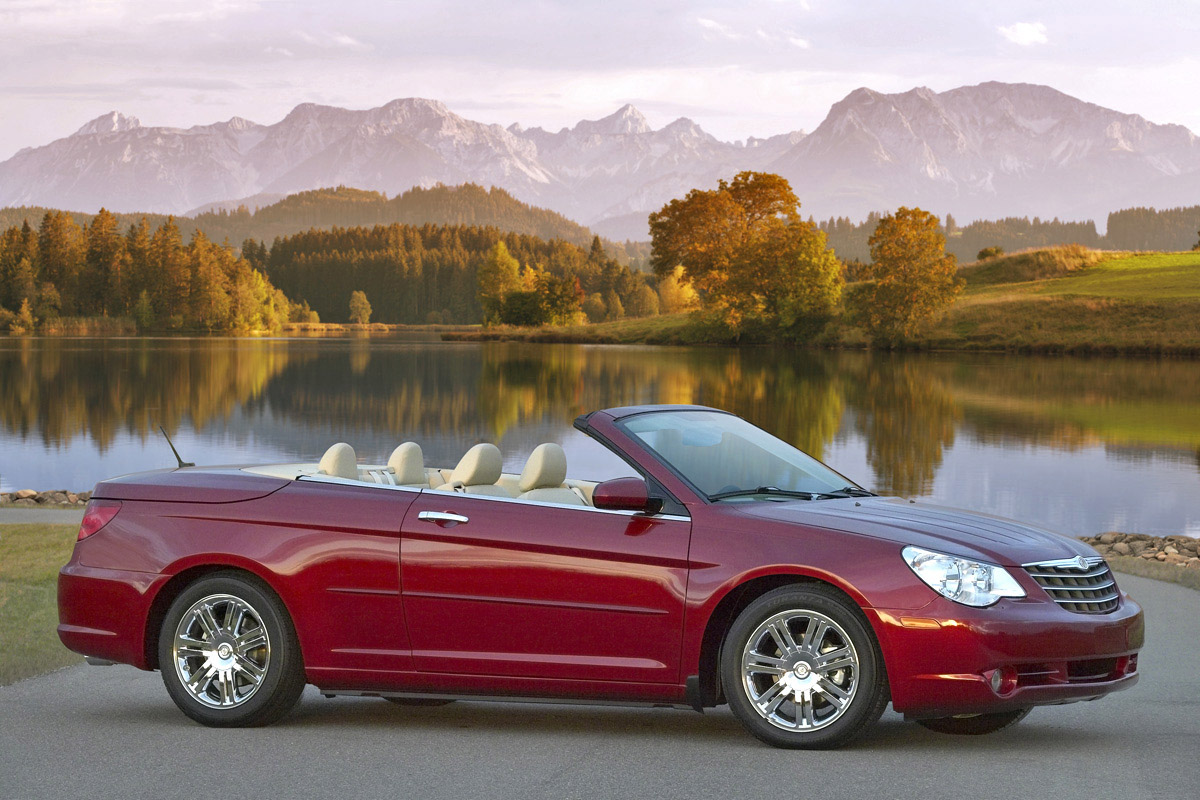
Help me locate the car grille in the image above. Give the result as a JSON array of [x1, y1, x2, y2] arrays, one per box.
[[1023, 556, 1119, 614]]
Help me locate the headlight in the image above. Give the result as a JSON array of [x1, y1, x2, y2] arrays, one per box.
[[902, 546, 1026, 607]]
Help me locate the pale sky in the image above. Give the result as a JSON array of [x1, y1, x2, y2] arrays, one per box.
[[1, 0, 1198, 160]]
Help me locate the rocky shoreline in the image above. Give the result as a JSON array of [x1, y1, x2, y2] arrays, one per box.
[[1080, 532, 1200, 569], [0, 489, 92, 507]]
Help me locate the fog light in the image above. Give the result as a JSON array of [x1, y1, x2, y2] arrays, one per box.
[[988, 666, 1018, 695]]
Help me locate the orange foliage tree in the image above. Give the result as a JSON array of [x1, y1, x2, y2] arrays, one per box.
[[648, 172, 842, 335], [853, 207, 963, 342]]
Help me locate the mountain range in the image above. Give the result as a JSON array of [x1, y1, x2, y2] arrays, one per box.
[[1, 82, 1197, 240]]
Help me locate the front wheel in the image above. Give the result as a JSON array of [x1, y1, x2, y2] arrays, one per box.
[[720, 584, 888, 749], [158, 572, 306, 727], [916, 708, 1031, 735]]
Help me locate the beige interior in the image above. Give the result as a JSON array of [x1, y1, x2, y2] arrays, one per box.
[[245, 441, 604, 507], [435, 443, 510, 496], [518, 443, 585, 505]]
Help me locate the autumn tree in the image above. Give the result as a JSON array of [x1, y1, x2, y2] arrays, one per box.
[[348, 290, 372, 324], [477, 241, 522, 325], [656, 265, 699, 313], [852, 207, 963, 342], [648, 171, 842, 333], [83, 209, 128, 315]]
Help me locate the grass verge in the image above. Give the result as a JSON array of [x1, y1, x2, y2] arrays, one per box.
[[0, 523, 82, 685]]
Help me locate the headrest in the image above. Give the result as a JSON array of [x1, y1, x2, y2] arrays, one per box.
[[387, 442, 425, 485], [519, 442, 568, 492], [318, 442, 358, 480], [450, 443, 503, 487]]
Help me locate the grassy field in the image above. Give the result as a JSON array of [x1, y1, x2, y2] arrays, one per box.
[[0, 524, 82, 685], [920, 249, 1200, 353]]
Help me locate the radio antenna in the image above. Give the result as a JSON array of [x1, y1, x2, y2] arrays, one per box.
[[159, 426, 195, 468]]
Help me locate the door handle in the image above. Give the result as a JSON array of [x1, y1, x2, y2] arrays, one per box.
[[418, 511, 469, 526]]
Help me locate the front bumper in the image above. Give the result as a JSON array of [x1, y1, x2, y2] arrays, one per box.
[[869, 592, 1144, 718]]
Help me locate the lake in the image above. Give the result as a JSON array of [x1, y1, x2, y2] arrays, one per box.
[[2, 335, 1198, 538]]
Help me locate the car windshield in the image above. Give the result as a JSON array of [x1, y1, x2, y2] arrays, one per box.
[[621, 410, 861, 501]]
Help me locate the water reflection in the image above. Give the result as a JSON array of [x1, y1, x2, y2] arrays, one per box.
[[2, 337, 1198, 536]]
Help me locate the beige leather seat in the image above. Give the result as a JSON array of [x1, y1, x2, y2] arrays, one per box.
[[435, 443, 511, 496], [387, 442, 428, 489], [318, 442, 358, 480], [517, 443, 586, 505]]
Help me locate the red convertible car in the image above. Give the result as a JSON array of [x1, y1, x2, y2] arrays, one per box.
[[58, 405, 1143, 748]]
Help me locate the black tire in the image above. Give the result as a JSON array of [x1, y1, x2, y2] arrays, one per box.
[[720, 584, 888, 749], [158, 571, 306, 727], [916, 708, 1031, 735], [384, 697, 456, 707]]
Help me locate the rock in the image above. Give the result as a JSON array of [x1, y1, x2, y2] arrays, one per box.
[[1113, 542, 1132, 556], [1099, 532, 1122, 544], [1127, 541, 1149, 556], [0, 493, 8, 503], [1155, 552, 1168, 561], [1187, 558, 1200, 570], [79, 491, 91, 501], [1125, 533, 1153, 542], [1164, 553, 1188, 565], [13, 497, 35, 507], [66, 493, 79, 503], [1165, 545, 1179, 555], [47, 491, 68, 504], [16, 489, 37, 499]]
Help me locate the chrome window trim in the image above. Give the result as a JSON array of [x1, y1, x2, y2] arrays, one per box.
[[295, 473, 690, 521]]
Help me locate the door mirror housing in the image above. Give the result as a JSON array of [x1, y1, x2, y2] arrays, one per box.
[[592, 477, 663, 515]]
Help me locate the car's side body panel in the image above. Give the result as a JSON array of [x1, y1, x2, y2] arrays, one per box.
[[399, 491, 691, 684], [62, 479, 418, 675]]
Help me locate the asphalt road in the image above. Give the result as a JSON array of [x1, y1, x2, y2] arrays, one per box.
[[2, 573, 1197, 800]]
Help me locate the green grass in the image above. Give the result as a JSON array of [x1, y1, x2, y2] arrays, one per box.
[[0, 524, 82, 685], [1034, 252, 1200, 300], [919, 249, 1200, 353]]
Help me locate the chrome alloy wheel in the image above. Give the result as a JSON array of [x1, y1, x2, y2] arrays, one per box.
[[740, 609, 860, 731], [172, 593, 271, 708]]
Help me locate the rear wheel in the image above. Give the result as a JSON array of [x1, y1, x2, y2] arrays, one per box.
[[916, 708, 1031, 735], [720, 584, 888, 749], [158, 572, 305, 727]]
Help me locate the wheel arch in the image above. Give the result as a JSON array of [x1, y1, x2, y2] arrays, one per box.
[[693, 569, 877, 708], [143, 560, 298, 671]]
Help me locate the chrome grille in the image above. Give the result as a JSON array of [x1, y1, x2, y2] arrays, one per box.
[[1023, 556, 1119, 614]]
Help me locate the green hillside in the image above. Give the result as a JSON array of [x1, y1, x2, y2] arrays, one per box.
[[921, 247, 1200, 353]]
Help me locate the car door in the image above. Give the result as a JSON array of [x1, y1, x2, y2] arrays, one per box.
[[399, 491, 691, 684]]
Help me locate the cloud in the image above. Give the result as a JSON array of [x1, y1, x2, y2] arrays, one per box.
[[696, 17, 741, 41], [998, 22, 1048, 46], [755, 27, 809, 49]]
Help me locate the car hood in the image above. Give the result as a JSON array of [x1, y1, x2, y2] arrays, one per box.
[[734, 496, 1095, 566]]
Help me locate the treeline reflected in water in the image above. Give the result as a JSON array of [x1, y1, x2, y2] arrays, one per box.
[[3, 338, 1200, 496]]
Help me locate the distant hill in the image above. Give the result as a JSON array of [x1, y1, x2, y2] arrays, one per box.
[[0, 184, 650, 266]]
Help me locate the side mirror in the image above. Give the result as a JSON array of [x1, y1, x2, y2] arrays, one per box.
[[592, 477, 663, 515]]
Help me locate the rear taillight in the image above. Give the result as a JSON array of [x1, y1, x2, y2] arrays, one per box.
[[78, 499, 121, 541]]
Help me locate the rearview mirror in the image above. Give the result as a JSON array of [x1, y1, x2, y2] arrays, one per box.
[[592, 477, 663, 515]]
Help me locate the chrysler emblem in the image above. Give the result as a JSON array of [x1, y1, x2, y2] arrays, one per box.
[[1072, 555, 1088, 570]]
